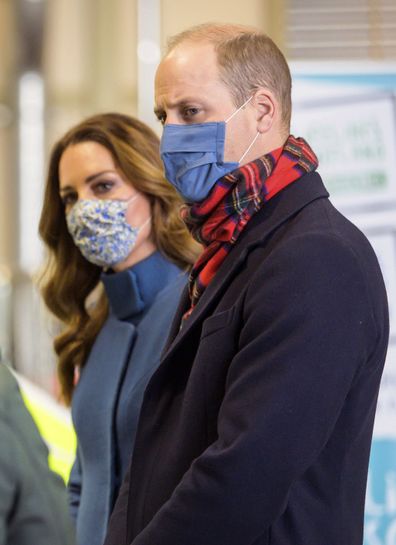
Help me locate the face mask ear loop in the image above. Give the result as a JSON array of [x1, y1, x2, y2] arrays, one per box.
[[238, 131, 260, 164], [225, 95, 253, 124], [140, 216, 151, 231], [129, 215, 152, 233], [124, 193, 139, 205]]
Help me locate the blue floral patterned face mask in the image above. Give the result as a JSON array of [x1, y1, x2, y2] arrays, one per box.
[[66, 194, 150, 268]]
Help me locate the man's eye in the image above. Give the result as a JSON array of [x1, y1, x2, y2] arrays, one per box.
[[183, 107, 199, 119], [156, 113, 166, 125]]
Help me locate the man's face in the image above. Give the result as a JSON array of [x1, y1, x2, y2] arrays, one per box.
[[154, 42, 257, 164]]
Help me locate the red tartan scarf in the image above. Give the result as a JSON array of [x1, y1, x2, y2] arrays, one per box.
[[181, 135, 319, 318]]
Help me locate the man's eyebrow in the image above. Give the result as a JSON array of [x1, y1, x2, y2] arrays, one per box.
[[154, 99, 201, 117], [154, 106, 165, 118]]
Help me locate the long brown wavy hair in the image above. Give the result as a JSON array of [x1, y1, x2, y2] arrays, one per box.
[[39, 113, 199, 405]]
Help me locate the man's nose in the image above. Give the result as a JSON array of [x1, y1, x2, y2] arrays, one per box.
[[164, 111, 183, 125]]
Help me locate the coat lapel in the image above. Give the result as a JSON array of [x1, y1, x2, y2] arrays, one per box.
[[161, 284, 191, 354], [159, 172, 328, 367]]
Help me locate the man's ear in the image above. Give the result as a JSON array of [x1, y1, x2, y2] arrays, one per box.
[[252, 89, 276, 134]]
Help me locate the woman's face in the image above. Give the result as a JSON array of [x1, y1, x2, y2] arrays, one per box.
[[58, 141, 156, 271]]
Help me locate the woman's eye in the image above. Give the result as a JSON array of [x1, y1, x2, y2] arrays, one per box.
[[93, 181, 114, 194], [61, 193, 77, 206]]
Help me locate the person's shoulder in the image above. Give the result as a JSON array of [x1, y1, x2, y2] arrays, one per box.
[[143, 271, 186, 327], [0, 382, 18, 453], [322, 199, 378, 255], [288, 196, 382, 279], [0, 365, 50, 451], [0, 366, 45, 472], [0, 363, 18, 388], [156, 270, 187, 302], [0, 365, 22, 414]]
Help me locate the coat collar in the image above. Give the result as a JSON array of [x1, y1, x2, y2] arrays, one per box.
[[161, 171, 329, 358], [101, 251, 181, 322]]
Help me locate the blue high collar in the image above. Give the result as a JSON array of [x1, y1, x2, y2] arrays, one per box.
[[101, 251, 181, 321]]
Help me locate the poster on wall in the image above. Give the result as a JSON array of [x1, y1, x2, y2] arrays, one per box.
[[291, 63, 396, 213], [292, 94, 396, 211], [291, 63, 396, 545]]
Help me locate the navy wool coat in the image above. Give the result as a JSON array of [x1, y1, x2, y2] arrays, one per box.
[[68, 252, 186, 545], [105, 173, 389, 545]]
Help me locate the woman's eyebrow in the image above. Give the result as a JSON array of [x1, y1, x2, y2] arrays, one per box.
[[85, 170, 117, 183], [59, 170, 117, 193]]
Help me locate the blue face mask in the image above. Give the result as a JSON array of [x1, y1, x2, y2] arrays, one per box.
[[66, 195, 150, 268], [160, 96, 260, 203]]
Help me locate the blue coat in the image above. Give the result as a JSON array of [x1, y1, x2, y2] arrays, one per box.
[[68, 251, 186, 545], [105, 172, 389, 545]]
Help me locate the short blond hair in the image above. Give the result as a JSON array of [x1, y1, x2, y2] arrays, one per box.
[[167, 23, 292, 131]]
